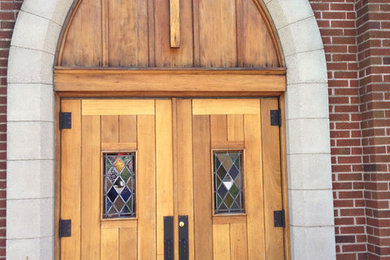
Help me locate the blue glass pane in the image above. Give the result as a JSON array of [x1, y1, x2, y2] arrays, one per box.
[[121, 186, 131, 202]]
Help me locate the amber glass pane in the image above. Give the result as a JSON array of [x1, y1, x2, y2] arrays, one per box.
[[103, 153, 136, 218], [214, 151, 244, 214]]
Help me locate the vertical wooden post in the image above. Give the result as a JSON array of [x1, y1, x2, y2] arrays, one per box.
[[170, 0, 180, 48], [101, 0, 109, 66]]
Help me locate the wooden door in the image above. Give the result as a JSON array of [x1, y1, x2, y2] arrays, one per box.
[[60, 98, 285, 259], [179, 98, 285, 259]]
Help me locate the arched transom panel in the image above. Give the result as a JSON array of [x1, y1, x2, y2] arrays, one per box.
[[57, 0, 283, 68]]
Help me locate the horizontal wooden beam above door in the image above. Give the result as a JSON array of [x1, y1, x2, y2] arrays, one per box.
[[54, 68, 286, 95]]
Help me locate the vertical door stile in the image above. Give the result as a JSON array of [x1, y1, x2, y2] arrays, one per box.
[[172, 98, 179, 260], [60, 100, 82, 260], [156, 100, 174, 260], [81, 112, 101, 259], [193, 112, 213, 259], [137, 102, 157, 259], [176, 99, 195, 260], [261, 98, 285, 259], [245, 99, 266, 259], [280, 95, 291, 260]]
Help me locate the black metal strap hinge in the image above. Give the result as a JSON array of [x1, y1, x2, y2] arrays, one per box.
[[270, 109, 281, 126], [59, 112, 72, 129], [274, 210, 285, 227], [59, 219, 72, 237]]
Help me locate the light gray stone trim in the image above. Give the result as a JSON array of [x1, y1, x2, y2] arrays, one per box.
[[7, 0, 335, 259], [265, 0, 336, 259]]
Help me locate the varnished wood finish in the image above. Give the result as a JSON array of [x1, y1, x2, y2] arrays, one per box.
[[54, 95, 60, 260], [193, 115, 213, 259], [60, 0, 102, 66], [120, 227, 138, 260], [261, 98, 285, 259], [231, 222, 248, 260], [81, 116, 101, 259], [191, 98, 285, 259], [107, 0, 148, 67], [176, 99, 195, 260], [193, 99, 261, 115], [60, 98, 289, 259], [60, 99, 159, 260], [213, 224, 231, 260], [82, 99, 155, 115], [54, 68, 286, 94], [137, 115, 157, 259], [245, 112, 266, 259], [170, 0, 180, 47], [60, 100, 82, 260], [156, 100, 174, 260], [57, 0, 283, 68], [280, 95, 292, 260], [57, 0, 289, 256]]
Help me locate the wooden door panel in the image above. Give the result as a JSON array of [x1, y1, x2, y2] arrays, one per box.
[[101, 115, 119, 143], [213, 224, 231, 260], [119, 115, 137, 143], [231, 222, 248, 260], [210, 115, 228, 147], [101, 228, 119, 259], [120, 227, 138, 260], [61, 98, 285, 260], [227, 115, 244, 142], [190, 98, 284, 260], [61, 99, 170, 260]]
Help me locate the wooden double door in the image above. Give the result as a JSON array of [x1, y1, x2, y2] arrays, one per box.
[[60, 98, 285, 259]]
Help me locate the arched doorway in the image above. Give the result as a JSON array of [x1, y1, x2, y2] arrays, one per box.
[[56, 0, 287, 258], [6, 1, 336, 258]]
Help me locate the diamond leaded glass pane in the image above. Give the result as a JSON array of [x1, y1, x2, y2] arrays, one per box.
[[214, 151, 244, 214], [103, 153, 136, 218]]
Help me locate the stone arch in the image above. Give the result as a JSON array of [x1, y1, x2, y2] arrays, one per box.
[[7, 0, 335, 259]]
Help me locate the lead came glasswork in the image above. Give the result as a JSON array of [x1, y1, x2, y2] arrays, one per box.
[[103, 153, 136, 218], [214, 151, 244, 214]]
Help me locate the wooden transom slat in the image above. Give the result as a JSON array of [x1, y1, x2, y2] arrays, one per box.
[[82, 99, 155, 115], [192, 99, 260, 115]]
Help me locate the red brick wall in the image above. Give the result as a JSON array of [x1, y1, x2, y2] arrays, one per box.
[[310, 0, 390, 259], [355, 0, 390, 259], [0, 0, 22, 259]]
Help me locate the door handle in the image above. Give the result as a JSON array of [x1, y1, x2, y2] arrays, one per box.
[[179, 215, 189, 260], [164, 216, 174, 260]]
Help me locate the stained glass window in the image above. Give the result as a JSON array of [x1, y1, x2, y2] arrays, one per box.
[[214, 151, 244, 214], [103, 153, 136, 218]]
